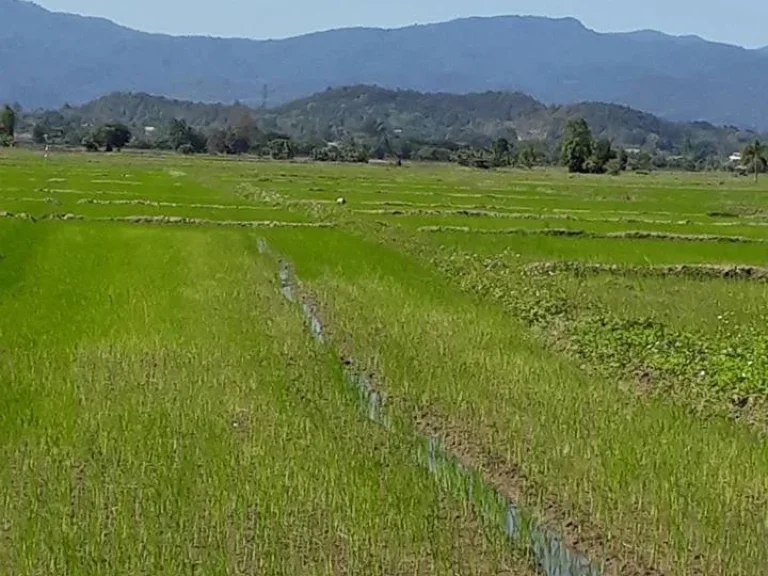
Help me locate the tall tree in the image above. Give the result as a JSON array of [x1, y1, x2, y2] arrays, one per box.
[[742, 140, 768, 183], [0, 105, 16, 143], [518, 143, 538, 168], [206, 128, 229, 154], [269, 139, 294, 160], [232, 113, 259, 151], [168, 118, 192, 150], [376, 121, 391, 156], [617, 148, 629, 171], [560, 118, 594, 173], [492, 137, 513, 167], [590, 138, 616, 173], [32, 123, 49, 144], [168, 118, 206, 153]]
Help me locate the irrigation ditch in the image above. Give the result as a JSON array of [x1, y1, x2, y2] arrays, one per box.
[[257, 238, 603, 576]]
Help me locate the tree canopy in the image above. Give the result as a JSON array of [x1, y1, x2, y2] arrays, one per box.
[[0, 105, 16, 145], [742, 140, 768, 182], [92, 123, 132, 151], [21, 88, 762, 160], [560, 118, 594, 173]]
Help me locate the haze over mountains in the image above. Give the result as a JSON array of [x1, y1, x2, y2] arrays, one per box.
[[3, 0, 768, 128]]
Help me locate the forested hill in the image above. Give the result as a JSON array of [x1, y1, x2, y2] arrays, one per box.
[[3, 0, 768, 127], [26, 87, 758, 156]]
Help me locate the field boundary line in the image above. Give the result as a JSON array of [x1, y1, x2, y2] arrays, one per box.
[[75, 198, 286, 211], [416, 225, 768, 244], [525, 260, 768, 282], [355, 208, 768, 229], [0, 211, 334, 229]]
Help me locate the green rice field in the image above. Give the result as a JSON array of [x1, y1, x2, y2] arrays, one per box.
[[2, 149, 768, 576]]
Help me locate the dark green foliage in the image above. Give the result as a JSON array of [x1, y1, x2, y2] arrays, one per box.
[[605, 158, 622, 175], [618, 148, 629, 171], [229, 114, 259, 154], [24, 88, 760, 161], [0, 105, 16, 145], [0, 105, 16, 134], [312, 142, 370, 163], [628, 151, 654, 172], [31, 111, 86, 146], [168, 118, 191, 150], [81, 136, 98, 152], [454, 147, 494, 169], [206, 129, 229, 154], [590, 138, 616, 173], [742, 140, 768, 182], [129, 138, 155, 150], [518, 142, 545, 168], [168, 119, 206, 153], [414, 146, 453, 162], [92, 123, 132, 151], [32, 123, 47, 144], [205, 115, 264, 155], [14, 87, 768, 170], [492, 137, 513, 167], [560, 118, 593, 173], [226, 130, 251, 155], [269, 139, 294, 160]]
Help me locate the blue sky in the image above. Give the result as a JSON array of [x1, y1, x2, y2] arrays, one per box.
[[35, 0, 768, 48]]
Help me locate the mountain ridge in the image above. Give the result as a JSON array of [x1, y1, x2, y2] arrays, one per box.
[[3, 0, 768, 127]]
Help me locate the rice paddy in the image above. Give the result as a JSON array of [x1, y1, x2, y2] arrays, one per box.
[[2, 149, 768, 575]]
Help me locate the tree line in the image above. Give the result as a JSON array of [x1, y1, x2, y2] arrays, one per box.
[[4, 101, 767, 177], [14, 87, 764, 162]]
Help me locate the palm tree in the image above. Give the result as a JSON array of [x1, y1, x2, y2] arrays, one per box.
[[742, 140, 768, 183]]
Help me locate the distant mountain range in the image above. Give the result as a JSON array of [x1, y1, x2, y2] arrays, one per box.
[[28, 87, 758, 157], [3, 0, 768, 128]]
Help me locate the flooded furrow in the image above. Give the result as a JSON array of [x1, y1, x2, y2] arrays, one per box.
[[259, 238, 602, 576]]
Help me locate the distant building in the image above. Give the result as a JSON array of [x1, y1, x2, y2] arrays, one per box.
[[144, 126, 156, 136], [729, 152, 742, 163]]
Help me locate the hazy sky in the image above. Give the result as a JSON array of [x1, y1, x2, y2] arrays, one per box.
[[34, 0, 768, 48]]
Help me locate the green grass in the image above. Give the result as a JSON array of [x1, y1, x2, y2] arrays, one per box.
[[555, 273, 768, 332], [0, 219, 530, 575], [264, 227, 768, 576], [0, 197, 312, 222], [3, 149, 768, 576], [416, 229, 768, 266], [359, 211, 768, 238]]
